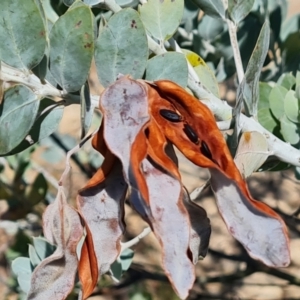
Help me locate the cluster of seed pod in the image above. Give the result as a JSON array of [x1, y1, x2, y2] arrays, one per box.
[[159, 109, 213, 161]]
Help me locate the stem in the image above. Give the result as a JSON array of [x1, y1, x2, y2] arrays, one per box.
[[190, 180, 210, 201], [120, 227, 151, 252], [217, 120, 232, 131], [187, 78, 233, 120], [0, 63, 61, 98], [147, 36, 165, 55], [239, 115, 300, 165], [226, 19, 245, 83], [222, 0, 244, 83], [177, 27, 193, 41], [103, 0, 122, 12], [58, 129, 98, 185], [0, 63, 100, 107], [103, 0, 122, 13]]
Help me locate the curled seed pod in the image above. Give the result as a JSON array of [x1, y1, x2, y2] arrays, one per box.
[[183, 124, 199, 144], [159, 109, 182, 122], [201, 141, 212, 160]]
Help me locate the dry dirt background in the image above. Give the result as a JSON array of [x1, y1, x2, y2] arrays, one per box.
[[2, 1, 300, 299]]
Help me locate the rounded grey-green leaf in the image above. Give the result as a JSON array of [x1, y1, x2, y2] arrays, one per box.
[[145, 52, 188, 87], [11, 257, 33, 293], [228, 0, 255, 25], [295, 166, 300, 180], [34, 0, 47, 29], [33, 236, 56, 260], [0, 85, 40, 155], [284, 90, 300, 123], [277, 73, 296, 90], [32, 54, 48, 83], [117, 0, 139, 7], [49, 3, 94, 92], [192, 0, 225, 19], [258, 82, 272, 110], [296, 71, 300, 88], [258, 107, 277, 133], [269, 85, 288, 120], [27, 173, 48, 206], [28, 244, 42, 267], [198, 15, 224, 41], [280, 115, 300, 145], [64, 0, 103, 6], [12, 257, 33, 276], [84, 0, 102, 5], [63, 0, 75, 6], [8, 99, 64, 155], [110, 260, 123, 281], [182, 50, 219, 97], [280, 13, 300, 42], [139, 0, 184, 41], [120, 248, 134, 272], [95, 8, 148, 87], [0, 0, 47, 70]]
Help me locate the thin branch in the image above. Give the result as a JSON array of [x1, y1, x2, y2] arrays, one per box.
[[0, 63, 62, 98], [0, 157, 7, 168], [217, 120, 232, 131], [226, 19, 245, 83], [222, 0, 244, 83], [103, 0, 122, 12], [108, 270, 120, 283], [209, 248, 249, 263], [210, 246, 300, 286], [99, 254, 300, 297], [190, 180, 210, 201], [240, 115, 300, 166], [147, 35, 165, 55], [50, 133, 94, 178], [103, 263, 255, 291], [257, 265, 300, 286], [0, 63, 100, 107], [58, 129, 98, 185], [177, 27, 193, 41], [197, 266, 255, 285], [120, 227, 152, 252], [186, 78, 233, 120]]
